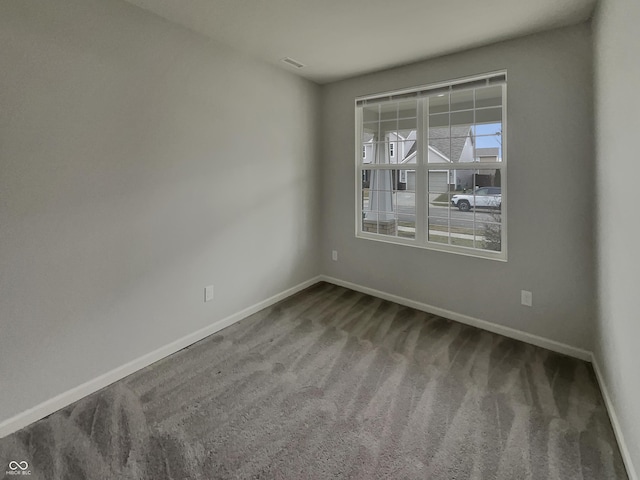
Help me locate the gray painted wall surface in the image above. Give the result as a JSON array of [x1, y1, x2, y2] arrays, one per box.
[[594, 0, 640, 474], [0, 0, 320, 423], [320, 25, 595, 351]]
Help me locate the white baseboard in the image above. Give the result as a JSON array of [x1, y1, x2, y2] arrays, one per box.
[[319, 275, 592, 362], [0, 276, 322, 439], [591, 355, 638, 480]]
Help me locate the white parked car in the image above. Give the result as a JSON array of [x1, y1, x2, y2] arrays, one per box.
[[451, 187, 501, 212]]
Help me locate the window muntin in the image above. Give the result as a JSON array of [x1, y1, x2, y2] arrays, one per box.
[[355, 73, 506, 260]]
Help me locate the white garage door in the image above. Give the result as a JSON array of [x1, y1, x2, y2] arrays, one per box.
[[428, 171, 448, 193]]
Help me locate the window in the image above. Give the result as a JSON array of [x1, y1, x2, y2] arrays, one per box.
[[355, 72, 507, 260]]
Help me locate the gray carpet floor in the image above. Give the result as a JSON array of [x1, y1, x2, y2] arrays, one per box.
[[0, 282, 628, 479]]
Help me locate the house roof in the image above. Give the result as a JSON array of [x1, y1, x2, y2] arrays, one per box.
[[400, 126, 471, 163], [404, 141, 417, 160], [428, 125, 472, 163], [365, 125, 472, 163]]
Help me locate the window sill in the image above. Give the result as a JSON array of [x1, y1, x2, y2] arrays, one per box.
[[355, 231, 508, 262]]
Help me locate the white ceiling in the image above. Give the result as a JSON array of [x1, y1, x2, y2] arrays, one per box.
[[124, 0, 596, 84]]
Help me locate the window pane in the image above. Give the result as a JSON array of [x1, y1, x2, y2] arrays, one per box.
[[398, 117, 417, 131], [427, 173, 456, 244], [397, 100, 417, 119], [376, 120, 398, 140], [428, 134, 473, 164], [428, 193, 454, 219], [450, 176, 502, 208], [368, 100, 419, 122], [361, 142, 374, 164], [476, 221, 502, 252], [428, 135, 450, 161], [396, 140, 417, 166], [361, 169, 372, 213], [429, 94, 449, 114], [429, 112, 449, 128], [428, 207, 501, 252], [428, 217, 449, 244], [453, 169, 478, 194], [475, 107, 502, 125], [475, 86, 502, 108], [361, 125, 376, 143], [428, 170, 449, 194], [451, 110, 474, 128], [389, 141, 397, 164], [397, 191, 415, 239], [450, 90, 474, 111], [475, 121, 502, 136], [474, 120, 502, 162], [363, 168, 394, 235], [450, 221, 476, 248], [400, 169, 416, 192], [366, 142, 393, 164], [366, 142, 411, 165], [398, 215, 416, 239], [474, 144, 502, 162], [428, 112, 452, 162], [426, 168, 502, 251], [362, 168, 415, 239], [379, 103, 398, 121], [475, 131, 502, 145], [426, 171, 451, 235], [362, 104, 379, 123]]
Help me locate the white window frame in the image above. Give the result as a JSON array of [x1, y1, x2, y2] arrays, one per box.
[[354, 71, 508, 261]]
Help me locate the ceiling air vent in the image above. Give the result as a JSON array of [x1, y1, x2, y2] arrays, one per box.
[[281, 57, 305, 69]]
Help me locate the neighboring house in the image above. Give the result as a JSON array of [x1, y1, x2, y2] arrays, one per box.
[[476, 146, 499, 162], [362, 125, 476, 192], [361, 125, 501, 229], [361, 129, 417, 189], [401, 125, 475, 191], [472, 147, 501, 188]]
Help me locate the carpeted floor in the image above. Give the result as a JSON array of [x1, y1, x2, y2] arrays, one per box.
[[0, 282, 628, 479]]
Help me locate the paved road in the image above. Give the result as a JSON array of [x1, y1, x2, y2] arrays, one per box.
[[424, 205, 500, 227], [365, 192, 501, 226]]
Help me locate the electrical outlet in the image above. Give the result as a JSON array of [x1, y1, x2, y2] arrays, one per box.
[[521, 290, 532, 307], [332, 250, 338, 261], [205, 285, 214, 302]]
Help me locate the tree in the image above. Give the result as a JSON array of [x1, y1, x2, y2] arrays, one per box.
[[482, 208, 501, 251]]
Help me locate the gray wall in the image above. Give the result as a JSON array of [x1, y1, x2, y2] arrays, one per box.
[[594, 0, 640, 474], [320, 25, 595, 350], [0, 0, 320, 423]]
